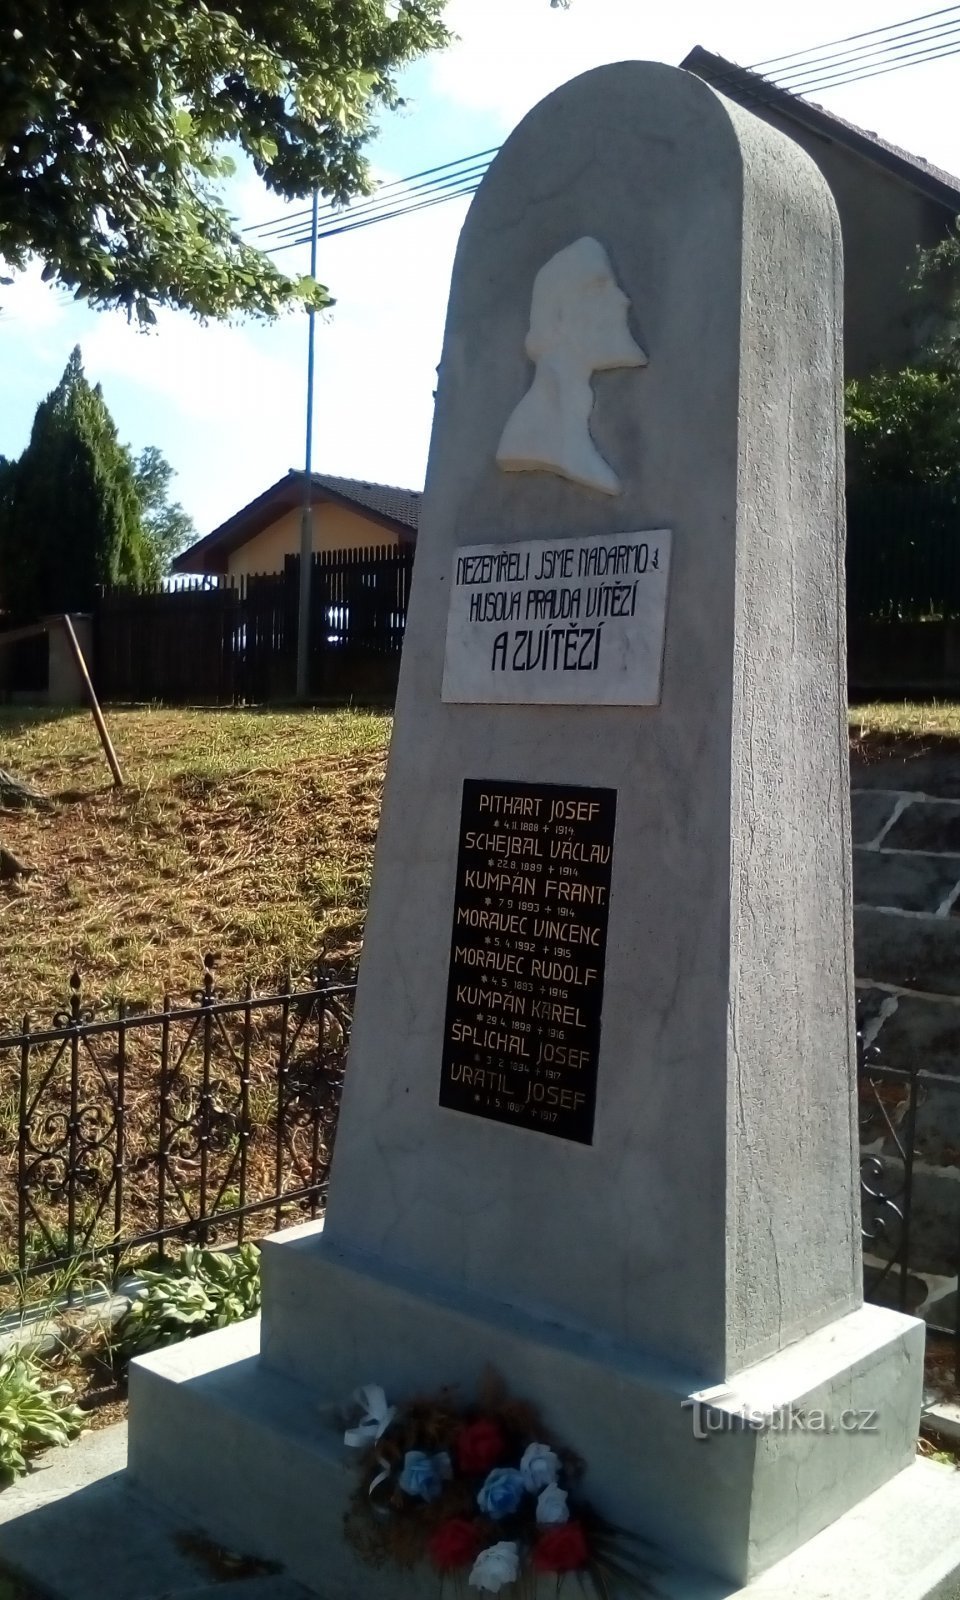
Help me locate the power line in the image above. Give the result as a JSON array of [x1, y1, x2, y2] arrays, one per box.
[[266, 180, 482, 253], [249, 8, 960, 256], [256, 158, 493, 244], [751, 3, 960, 69], [783, 36, 960, 92], [243, 148, 499, 238], [774, 13, 960, 83]]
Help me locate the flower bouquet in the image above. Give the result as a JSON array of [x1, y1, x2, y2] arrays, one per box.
[[343, 1370, 656, 1595]]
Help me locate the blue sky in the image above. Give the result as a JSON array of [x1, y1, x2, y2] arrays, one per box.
[[3, 0, 960, 536]]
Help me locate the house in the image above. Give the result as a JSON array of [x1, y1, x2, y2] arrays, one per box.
[[682, 48, 960, 379], [172, 470, 420, 580]]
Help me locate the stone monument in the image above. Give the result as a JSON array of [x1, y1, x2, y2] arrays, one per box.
[[127, 60, 960, 1598]]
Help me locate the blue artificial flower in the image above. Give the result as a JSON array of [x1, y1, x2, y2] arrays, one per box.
[[398, 1450, 451, 1502], [477, 1467, 526, 1520]]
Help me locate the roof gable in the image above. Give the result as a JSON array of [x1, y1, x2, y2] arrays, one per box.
[[682, 47, 960, 213], [173, 470, 420, 574]]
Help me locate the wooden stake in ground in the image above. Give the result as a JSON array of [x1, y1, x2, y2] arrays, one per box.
[[59, 615, 123, 788], [0, 614, 123, 790]]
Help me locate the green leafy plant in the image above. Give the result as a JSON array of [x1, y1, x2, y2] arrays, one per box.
[[0, 1348, 86, 1483], [112, 1244, 261, 1361], [0, 0, 450, 323]]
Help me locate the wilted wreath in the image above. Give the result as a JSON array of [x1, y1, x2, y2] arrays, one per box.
[[343, 1369, 656, 1595]]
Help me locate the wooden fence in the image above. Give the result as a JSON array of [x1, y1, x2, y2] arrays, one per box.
[[94, 546, 414, 705]]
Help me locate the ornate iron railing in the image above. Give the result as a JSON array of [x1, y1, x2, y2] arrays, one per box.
[[857, 1005, 960, 1384], [0, 958, 354, 1294]]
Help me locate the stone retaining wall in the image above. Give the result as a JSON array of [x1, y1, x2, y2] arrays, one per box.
[[852, 766, 960, 1335]]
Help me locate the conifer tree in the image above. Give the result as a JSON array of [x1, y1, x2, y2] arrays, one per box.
[[0, 348, 151, 616]]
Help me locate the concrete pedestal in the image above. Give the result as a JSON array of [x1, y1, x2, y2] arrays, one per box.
[[127, 1301, 959, 1600], [128, 1221, 924, 1590]]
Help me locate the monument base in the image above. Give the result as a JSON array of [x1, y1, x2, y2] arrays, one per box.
[[126, 1319, 960, 1600], [129, 1222, 925, 1590]]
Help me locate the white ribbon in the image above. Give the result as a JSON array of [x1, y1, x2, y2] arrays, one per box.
[[343, 1383, 395, 1448], [343, 1384, 396, 1494]]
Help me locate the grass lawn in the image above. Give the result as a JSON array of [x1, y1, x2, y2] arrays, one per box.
[[850, 701, 960, 739], [0, 706, 391, 1022], [0, 699, 957, 1023]]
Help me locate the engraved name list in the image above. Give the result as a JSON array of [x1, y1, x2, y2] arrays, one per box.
[[439, 779, 616, 1144]]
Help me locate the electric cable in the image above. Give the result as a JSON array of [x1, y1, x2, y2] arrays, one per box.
[[246, 8, 960, 256]]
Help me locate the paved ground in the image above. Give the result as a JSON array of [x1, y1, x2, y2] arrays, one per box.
[[0, 1427, 310, 1600]]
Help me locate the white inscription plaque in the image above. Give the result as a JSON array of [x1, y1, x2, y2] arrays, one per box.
[[442, 529, 671, 706]]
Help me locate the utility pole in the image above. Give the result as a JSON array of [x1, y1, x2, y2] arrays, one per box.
[[296, 190, 320, 701]]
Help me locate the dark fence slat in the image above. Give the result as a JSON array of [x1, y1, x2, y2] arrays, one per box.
[[94, 545, 414, 704], [847, 481, 960, 624]]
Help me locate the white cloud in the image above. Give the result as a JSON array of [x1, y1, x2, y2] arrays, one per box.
[[0, 260, 72, 336], [427, 0, 956, 136], [430, 0, 665, 125]]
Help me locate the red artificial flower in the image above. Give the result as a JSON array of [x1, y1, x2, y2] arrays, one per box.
[[427, 1519, 483, 1571], [533, 1522, 590, 1573], [455, 1418, 506, 1475]]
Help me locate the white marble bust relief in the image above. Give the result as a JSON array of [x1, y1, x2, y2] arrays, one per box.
[[496, 236, 647, 496]]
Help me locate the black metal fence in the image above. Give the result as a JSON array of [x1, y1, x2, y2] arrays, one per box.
[[847, 481, 960, 624], [846, 481, 960, 694], [1, 956, 957, 1382], [858, 1008, 960, 1383], [94, 545, 415, 705], [0, 959, 354, 1294]]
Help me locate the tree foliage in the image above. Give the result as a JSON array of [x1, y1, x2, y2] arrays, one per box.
[[0, 348, 154, 616], [132, 446, 196, 576], [846, 368, 960, 486], [0, 1, 450, 323], [845, 221, 960, 486]]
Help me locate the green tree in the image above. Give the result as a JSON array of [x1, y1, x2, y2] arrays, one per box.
[[0, 1, 450, 324], [0, 347, 152, 616], [845, 222, 960, 486], [846, 367, 960, 486], [131, 446, 196, 577]]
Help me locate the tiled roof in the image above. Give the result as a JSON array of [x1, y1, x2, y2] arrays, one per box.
[[171, 469, 420, 574], [306, 472, 420, 531], [683, 47, 960, 212]]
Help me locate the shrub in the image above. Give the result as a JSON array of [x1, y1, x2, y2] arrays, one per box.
[[112, 1244, 261, 1362], [0, 1349, 85, 1483]]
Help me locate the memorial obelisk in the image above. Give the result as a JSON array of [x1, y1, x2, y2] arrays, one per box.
[[129, 60, 960, 1600]]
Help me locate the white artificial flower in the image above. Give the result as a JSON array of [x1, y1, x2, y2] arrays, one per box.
[[468, 1541, 521, 1593], [536, 1484, 570, 1525], [520, 1440, 560, 1492]]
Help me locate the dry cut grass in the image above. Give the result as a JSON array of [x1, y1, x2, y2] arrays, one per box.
[[850, 702, 960, 739], [0, 706, 392, 1023]]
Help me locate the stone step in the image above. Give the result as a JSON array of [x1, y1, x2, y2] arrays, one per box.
[[125, 1315, 960, 1600], [0, 1421, 311, 1600], [856, 987, 960, 1077], [127, 1318, 446, 1600], [851, 752, 960, 797]]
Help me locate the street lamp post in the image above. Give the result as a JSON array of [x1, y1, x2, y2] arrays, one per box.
[[296, 190, 320, 701]]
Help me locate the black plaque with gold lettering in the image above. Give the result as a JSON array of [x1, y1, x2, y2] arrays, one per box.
[[439, 779, 616, 1144]]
